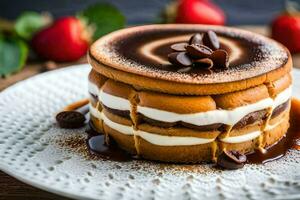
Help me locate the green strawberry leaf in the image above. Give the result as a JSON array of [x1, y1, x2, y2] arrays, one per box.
[[79, 3, 125, 41], [15, 11, 51, 40], [0, 35, 28, 77]]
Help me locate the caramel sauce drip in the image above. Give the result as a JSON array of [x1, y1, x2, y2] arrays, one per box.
[[247, 98, 300, 164], [290, 98, 300, 150]]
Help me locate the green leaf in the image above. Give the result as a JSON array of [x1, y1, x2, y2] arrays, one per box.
[[0, 36, 28, 77], [15, 11, 50, 40], [79, 3, 126, 41]]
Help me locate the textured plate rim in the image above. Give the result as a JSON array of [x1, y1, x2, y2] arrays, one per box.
[[0, 64, 299, 200], [0, 64, 92, 200]]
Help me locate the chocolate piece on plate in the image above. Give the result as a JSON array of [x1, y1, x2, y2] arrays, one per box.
[[56, 103, 89, 129], [217, 150, 247, 170]]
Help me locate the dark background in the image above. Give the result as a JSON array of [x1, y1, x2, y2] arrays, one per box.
[[0, 0, 298, 25]]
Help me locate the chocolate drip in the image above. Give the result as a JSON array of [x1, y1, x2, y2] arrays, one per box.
[[247, 99, 300, 164], [86, 121, 132, 162], [247, 119, 299, 164]]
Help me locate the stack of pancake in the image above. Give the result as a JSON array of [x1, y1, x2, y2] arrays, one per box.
[[88, 25, 292, 163]]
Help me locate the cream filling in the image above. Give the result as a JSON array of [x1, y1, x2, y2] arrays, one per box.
[[89, 105, 285, 145], [220, 131, 261, 143], [101, 111, 133, 135], [98, 90, 131, 111], [134, 130, 215, 146], [88, 81, 100, 96], [137, 87, 291, 126], [272, 87, 292, 108], [90, 105, 214, 145], [89, 103, 102, 119], [89, 81, 291, 127]]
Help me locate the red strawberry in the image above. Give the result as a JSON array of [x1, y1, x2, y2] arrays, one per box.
[[175, 0, 226, 25], [272, 14, 300, 53], [32, 16, 90, 62]]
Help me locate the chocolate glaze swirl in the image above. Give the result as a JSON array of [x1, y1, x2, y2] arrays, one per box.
[[90, 25, 289, 84]]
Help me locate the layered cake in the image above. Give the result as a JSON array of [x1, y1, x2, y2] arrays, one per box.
[[87, 24, 292, 163]]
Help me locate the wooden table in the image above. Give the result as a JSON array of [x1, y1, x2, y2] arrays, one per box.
[[0, 26, 299, 200]]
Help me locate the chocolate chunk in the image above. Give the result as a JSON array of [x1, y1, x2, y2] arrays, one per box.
[[170, 42, 188, 52], [189, 33, 203, 45], [56, 102, 89, 129], [217, 150, 247, 170], [167, 30, 230, 70], [56, 111, 86, 129], [225, 150, 247, 163], [193, 58, 214, 69], [168, 52, 192, 67], [210, 49, 229, 69], [203, 30, 220, 50], [186, 44, 213, 59]]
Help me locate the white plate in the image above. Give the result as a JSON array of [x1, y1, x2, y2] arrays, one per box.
[[1, 64, 300, 200]]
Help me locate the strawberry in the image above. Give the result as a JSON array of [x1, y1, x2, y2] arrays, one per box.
[[31, 16, 90, 62], [175, 0, 226, 25], [272, 14, 300, 53]]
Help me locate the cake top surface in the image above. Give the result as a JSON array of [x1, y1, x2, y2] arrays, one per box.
[[90, 24, 290, 84]]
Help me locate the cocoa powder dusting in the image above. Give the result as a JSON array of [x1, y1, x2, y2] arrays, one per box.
[[56, 134, 99, 160]]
